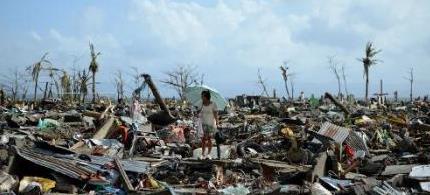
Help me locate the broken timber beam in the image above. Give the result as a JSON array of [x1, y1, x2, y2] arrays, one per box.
[[92, 117, 115, 139], [82, 111, 102, 118], [114, 157, 134, 192]]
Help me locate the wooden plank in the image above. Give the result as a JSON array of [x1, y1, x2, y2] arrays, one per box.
[[93, 117, 115, 139], [381, 164, 417, 176], [114, 157, 134, 192], [70, 141, 84, 150], [99, 104, 113, 120], [82, 111, 101, 118], [251, 158, 311, 172]]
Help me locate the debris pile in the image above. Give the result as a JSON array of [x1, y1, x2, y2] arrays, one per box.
[[1, 89, 430, 194]]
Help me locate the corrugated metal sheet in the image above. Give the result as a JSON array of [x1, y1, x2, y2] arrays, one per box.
[[89, 155, 149, 173], [16, 147, 95, 180], [345, 131, 369, 155], [316, 122, 350, 144], [17, 146, 149, 180], [313, 122, 369, 155]]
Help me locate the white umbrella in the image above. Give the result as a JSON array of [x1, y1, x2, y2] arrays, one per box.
[[184, 85, 228, 111]]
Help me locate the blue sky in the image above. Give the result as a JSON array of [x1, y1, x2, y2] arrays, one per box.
[[1, 0, 430, 98]]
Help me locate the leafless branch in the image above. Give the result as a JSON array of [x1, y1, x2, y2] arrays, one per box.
[[160, 64, 199, 100], [257, 68, 270, 97]]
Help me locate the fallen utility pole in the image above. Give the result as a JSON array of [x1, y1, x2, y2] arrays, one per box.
[[141, 74, 176, 126], [325, 92, 350, 116], [141, 74, 171, 115]]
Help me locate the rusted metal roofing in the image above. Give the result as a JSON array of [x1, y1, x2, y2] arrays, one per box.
[[316, 122, 350, 144], [313, 122, 369, 155], [16, 147, 94, 180], [345, 131, 369, 155]]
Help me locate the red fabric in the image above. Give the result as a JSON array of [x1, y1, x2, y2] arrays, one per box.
[[344, 144, 355, 159]]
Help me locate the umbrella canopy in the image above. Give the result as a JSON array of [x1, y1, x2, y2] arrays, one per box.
[[184, 85, 228, 111]]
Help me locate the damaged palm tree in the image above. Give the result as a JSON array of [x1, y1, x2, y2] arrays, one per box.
[[27, 53, 51, 103], [71, 57, 81, 102], [60, 71, 72, 102], [89, 42, 101, 103], [130, 66, 142, 100], [114, 70, 125, 102], [161, 65, 198, 100], [43, 66, 63, 98], [78, 69, 91, 103], [280, 62, 291, 100], [358, 41, 381, 103], [403, 67, 414, 102]]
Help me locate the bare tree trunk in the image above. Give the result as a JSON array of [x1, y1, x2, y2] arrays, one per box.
[[394, 91, 398, 102], [92, 74, 96, 103], [280, 66, 291, 99], [48, 84, 53, 99], [328, 56, 342, 97], [54, 80, 60, 98], [410, 68, 414, 102], [283, 77, 290, 99], [131, 67, 141, 100], [117, 89, 119, 102], [342, 66, 349, 98], [33, 80, 38, 103], [365, 71, 369, 103], [72, 72, 78, 102], [12, 70, 19, 102], [257, 69, 270, 97], [22, 88, 28, 100], [82, 92, 87, 104], [43, 82, 48, 100], [115, 70, 124, 102], [410, 82, 413, 102], [290, 79, 295, 100]]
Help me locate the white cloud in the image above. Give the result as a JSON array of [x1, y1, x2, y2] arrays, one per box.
[[125, 0, 430, 96], [3, 0, 430, 97], [30, 31, 42, 41]]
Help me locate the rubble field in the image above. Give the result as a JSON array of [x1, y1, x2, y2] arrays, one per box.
[[1, 92, 430, 195]]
